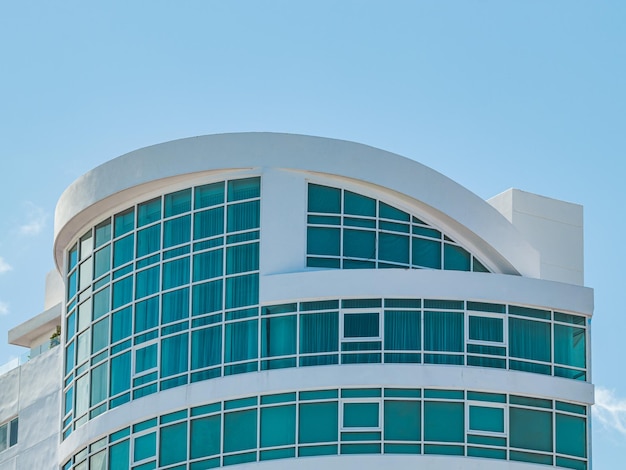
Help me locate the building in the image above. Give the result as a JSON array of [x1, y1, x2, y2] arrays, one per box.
[[0, 133, 593, 470]]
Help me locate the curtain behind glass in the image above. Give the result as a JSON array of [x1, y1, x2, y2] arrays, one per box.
[[424, 311, 463, 352]]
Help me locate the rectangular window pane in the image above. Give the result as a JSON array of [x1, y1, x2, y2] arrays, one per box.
[[111, 352, 131, 395], [191, 326, 222, 369], [308, 184, 341, 213], [412, 238, 441, 269], [164, 189, 192, 217], [299, 402, 338, 443], [193, 249, 223, 281], [90, 363, 108, 406], [95, 220, 112, 249], [225, 320, 258, 363], [510, 407, 553, 452], [344, 403, 379, 428], [261, 405, 296, 447], [194, 207, 224, 240], [344, 313, 379, 338], [226, 243, 259, 275], [113, 235, 134, 268], [137, 224, 161, 258], [227, 201, 260, 232], [225, 274, 258, 309], [424, 402, 464, 442], [138, 198, 162, 227], [164, 215, 191, 248], [469, 316, 503, 343], [469, 406, 504, 433], [112, 307, 132, 343], [424, 311, 464, 352], [308, 227, 340, 257], [161, 333, 189, 377], [159, 422, 188, 466], [9, 419, 18, 447], [384, 311, 420, 351], [228, 177, 260, 201], [115, 209, 135, 237], [509, 318, 551, 362], [443, 244, 471, 271], [300, 312, 339, 354], [195, 182, 225, 209], [344, 191, 375, 217], [262, 315, 296, 358], [554, 324, 586, 368], [556, 414, 586, 458], [192, 280, 223, 315], [343, 229, 376, 259], [224, 409, 257, 453], [378, 233, 409, 264], [191, 415, 221, 458], [384, 400, 421, 441]]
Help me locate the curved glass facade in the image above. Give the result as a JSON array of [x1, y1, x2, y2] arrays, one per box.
[[61, 386, 588, 470], [306, 183, 491, 272]]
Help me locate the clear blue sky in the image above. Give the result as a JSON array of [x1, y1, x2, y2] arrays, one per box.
[[0, 2, 624, 467]]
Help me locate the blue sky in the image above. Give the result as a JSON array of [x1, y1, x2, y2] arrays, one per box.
[[0, 2, 624, 467]]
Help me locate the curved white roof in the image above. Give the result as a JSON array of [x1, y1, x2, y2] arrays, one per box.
[[54, 132, 539, 277]]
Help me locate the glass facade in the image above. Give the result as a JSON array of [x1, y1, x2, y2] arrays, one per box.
[[62, 387, 588, 470], [63, 178, 261, 438], [59, 166, 591, 470], [0, 417, 18, 453], [307, 183, 490, 272]]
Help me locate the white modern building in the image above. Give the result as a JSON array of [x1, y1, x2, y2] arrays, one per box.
[[0, 133, 593, 470]]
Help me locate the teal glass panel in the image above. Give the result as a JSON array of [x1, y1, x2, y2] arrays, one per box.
[[342, 390, 382, 400], [262, 303, 297, 315], [261, 405, 296, 447], [64, 386, 73, 415], [68, 244, 78, 272], [473, 257, 490, 272], [161, 409, 188, 424], [224, 409, 257, 452], [300, 389, 338, 400], [261, 315, 296, 357], [384, 310, 420, 350], [555, 312, 586, 326], [109, 439, 130, 470], [138, 198, 161, 227], [67, 271, 77, 301], [344, 259, 375, 269], [469, 406, 504, 432], [301, 299, 339, 311], [299, 444, 337, 456], [92, 317, 109, 354], [467, 344, 506, 356], [424, 299, 464, 310], [468, 434, 506, 446], [227, 200, 260, 232], [556, 414, 586, 457], [384, 400, 421, 441], [228, 177, 260, 201], [344, 403, 379, 427], [554, 324, 586, 368], [344, 217, 375, 228], [225, 274, 258, 309], [424, 402, 464, 442], [95, 220, 112, 249], [162, 288, 190, 324], [308, 184, 341, 213], [135, 266, 160, 300], [94, 245, 111, 279], [191, 403, 221, 416], [190, 415, 221, 458], [299, 402, 338, 443], [194, 207, 224, 240], [159, 422, 188, 466], [510, 407, 553, 452], [110, 352, 131, 395], [556, 401, 587, 415], [385, 352, 421, 363], [260, 448, 295, 461], [163, 257, 189, 290], [134, 432, 156, 462], [261, 392, 297, 405], [307, 227, 340, 256], [227, 231, 258, 243], [385, 298, 421, 308], [468, 447, 506, 459], [192, 280, 223, 315], [424, 389, 464, 399], [164, 215, 191, 248], [467, 301, 505, 313], [384, 388, 421, 398], [469, 316, 503, 342], [556, 457, 587, 470], [344, 190, 375, 217], [132, 462, 156, 470], [136, 344, 157, 373], [195, 182, 225, 209], [225, 320, 258, 362], [135, 297, 159, 333], [164, 189, 191, 217], [379, 233, 409, 264], [193, 249, 223, 281], [443, 244, 471, 271], [225, 396, 257, 410], [113, 234, 134, 268], [424, 311, 464, 352], [223, 453, 256, 466], [93, 287, 110, 320], [136, 225, 161, 258], [191, 326, 222, 369], [160, 333, 189, 377], [111, 307, 132, 343], [510, 395, 552, 409], [412, 238, 441, 269], [226, 243, 259, 274], [114, 208, 135, 237], [384, 443, 421, 454], [509, 305, 551, 320], [413, 225, 440, 238], [90, 363, 108, 406], [509, 318, 551, 362], [467, 391, 506, 403], [65, 341, 75, 375], [379, 202, 409, 221], [510, 359, 551, 375], [510, 450, 553, 465], [300, 312, 339, 353], [424, 444, 464, 455], [164, 246, 190, 260], [344, 312, 379, 338], [226, 307, 257, 321], [341, 443, 381, 454], [343, 229, 376, 259]]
